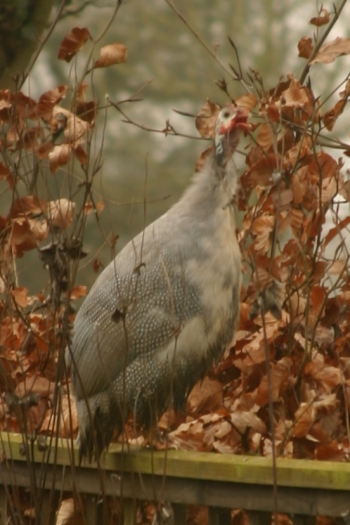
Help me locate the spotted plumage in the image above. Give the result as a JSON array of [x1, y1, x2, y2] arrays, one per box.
[[68, 105, 249, 460]]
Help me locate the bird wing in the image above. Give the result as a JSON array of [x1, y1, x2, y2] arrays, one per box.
[[70, 214, 204, 400]]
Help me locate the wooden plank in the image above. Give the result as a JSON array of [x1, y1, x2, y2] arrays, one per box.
[[0, 485, 7, 525], [209, 508, 231, 525], [250, 511, 271, 525], [294, 515, 316, 525], [1, 460, 350, 517], [40, 490, 57, 525], [123, 499, 136, 525], [2, 432, 350, 492], [84, 495, 98, 525], [172, 503, 186, 525]]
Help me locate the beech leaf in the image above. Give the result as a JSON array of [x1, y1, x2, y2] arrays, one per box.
[[309, 9, 330, 27], [310, 37, 350, 65], [58, 27, 91, 62], [93, 43, 127, 69]]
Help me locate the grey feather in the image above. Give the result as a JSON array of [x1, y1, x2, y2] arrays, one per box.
[[68, 105, 246, 459]]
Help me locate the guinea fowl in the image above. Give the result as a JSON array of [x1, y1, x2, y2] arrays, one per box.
[[69, 104, 249, 460]]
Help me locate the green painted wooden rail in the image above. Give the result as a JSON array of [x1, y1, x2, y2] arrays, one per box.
[[1, 432, 350, 525]]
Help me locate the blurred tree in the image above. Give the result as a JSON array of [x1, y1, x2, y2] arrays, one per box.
[[4, 0, 349, 292], [0, 0, 57, 89]]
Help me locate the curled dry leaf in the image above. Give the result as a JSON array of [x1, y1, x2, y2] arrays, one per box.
[[55, 499, 76, 525], [58, 27, 91, 62], [323, 216, 350, 247], [51, 106, 90, 146], [40, 395, 78, 437], [93, 43, 127, 69], [48, 144, 72, 173], [309, 9, 330, 26], [322, 80, 350, 131], [74, 145, 88, 165], [298, 37, 313, 59], [186, 377, 223, 417], [46, 199, 75, 230], [304, 362, 343, 392], [321, 176, 337, 205], [9, 217, 48, 256], [0, 162, 13, 188], [10, 287, 29, 308], [257, 122, 275, 152], [70, 285, 87, 300], [256, 357, 292, 407], [235, 93, 257, 113], [280, 77, 314, 118], [310, 37, 350, 65], [75, 99, 97, 124], [29, 85, 68, 120], [230, 410, 266, 435], [11, 196, 45, 218], [243, 155, 278, 187], [293, 402, 315, 438], [195, 100, 221, 139], [15, 376, 55, 398], [328, 258, 347, 275], [250, 214, 275, 253]]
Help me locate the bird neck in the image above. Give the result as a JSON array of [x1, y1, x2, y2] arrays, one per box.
[[172, 151, 238, 221]]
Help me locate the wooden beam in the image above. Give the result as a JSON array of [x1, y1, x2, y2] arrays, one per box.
[[2, 432, 350, 492], [1, 460, 350, 517]]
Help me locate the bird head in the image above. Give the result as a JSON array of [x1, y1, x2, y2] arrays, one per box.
[[215, 104, 251, 165]]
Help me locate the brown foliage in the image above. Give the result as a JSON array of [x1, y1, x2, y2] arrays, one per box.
[[1, 12, 350, 522]]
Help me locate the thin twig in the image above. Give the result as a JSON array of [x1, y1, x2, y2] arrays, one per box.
[[20, 0, 68, 89], [106, 95, 205, 141], [164, 0, 250, 93], [73, 0, 123, 100], [299, 0, 348, 85]]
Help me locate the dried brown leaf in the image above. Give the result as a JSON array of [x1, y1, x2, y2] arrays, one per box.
[[10, 287, 29, 308], [48, 144, 72, 173], [50, 106, 90, 145], [298, 37, 313, 59], [280, 77, 314, 117], [310, 37, 350, 65], [244, 155, 278, 186], [11, 196, 46, 218], [55, 499, 77, 525], [250, 214, 275, 253], [58, 27, 91, 62], [304, 362, 343, 392], [310, 9, 330, 26], [9, 218, 48, 256], [323, 216, 350, 247], [256, 357, 292, 406], [328, 258, 347, 275], [46, 199, 75, 229], [257, 122, 275, 151], [70, 285, 87, 300], [195, 100, 220, 139], [186, 377, 222, 417], [322, 80, 350, 130], [230, 410, 266, 434], [235, 93, 257, 113], [74, 145, 88, 165], [15, 376, 55, 398], [293, 403, 315, 438], [93, 43, 127, 69]]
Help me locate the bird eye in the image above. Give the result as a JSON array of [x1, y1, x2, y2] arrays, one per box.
[[223, 110, 230, 118]]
